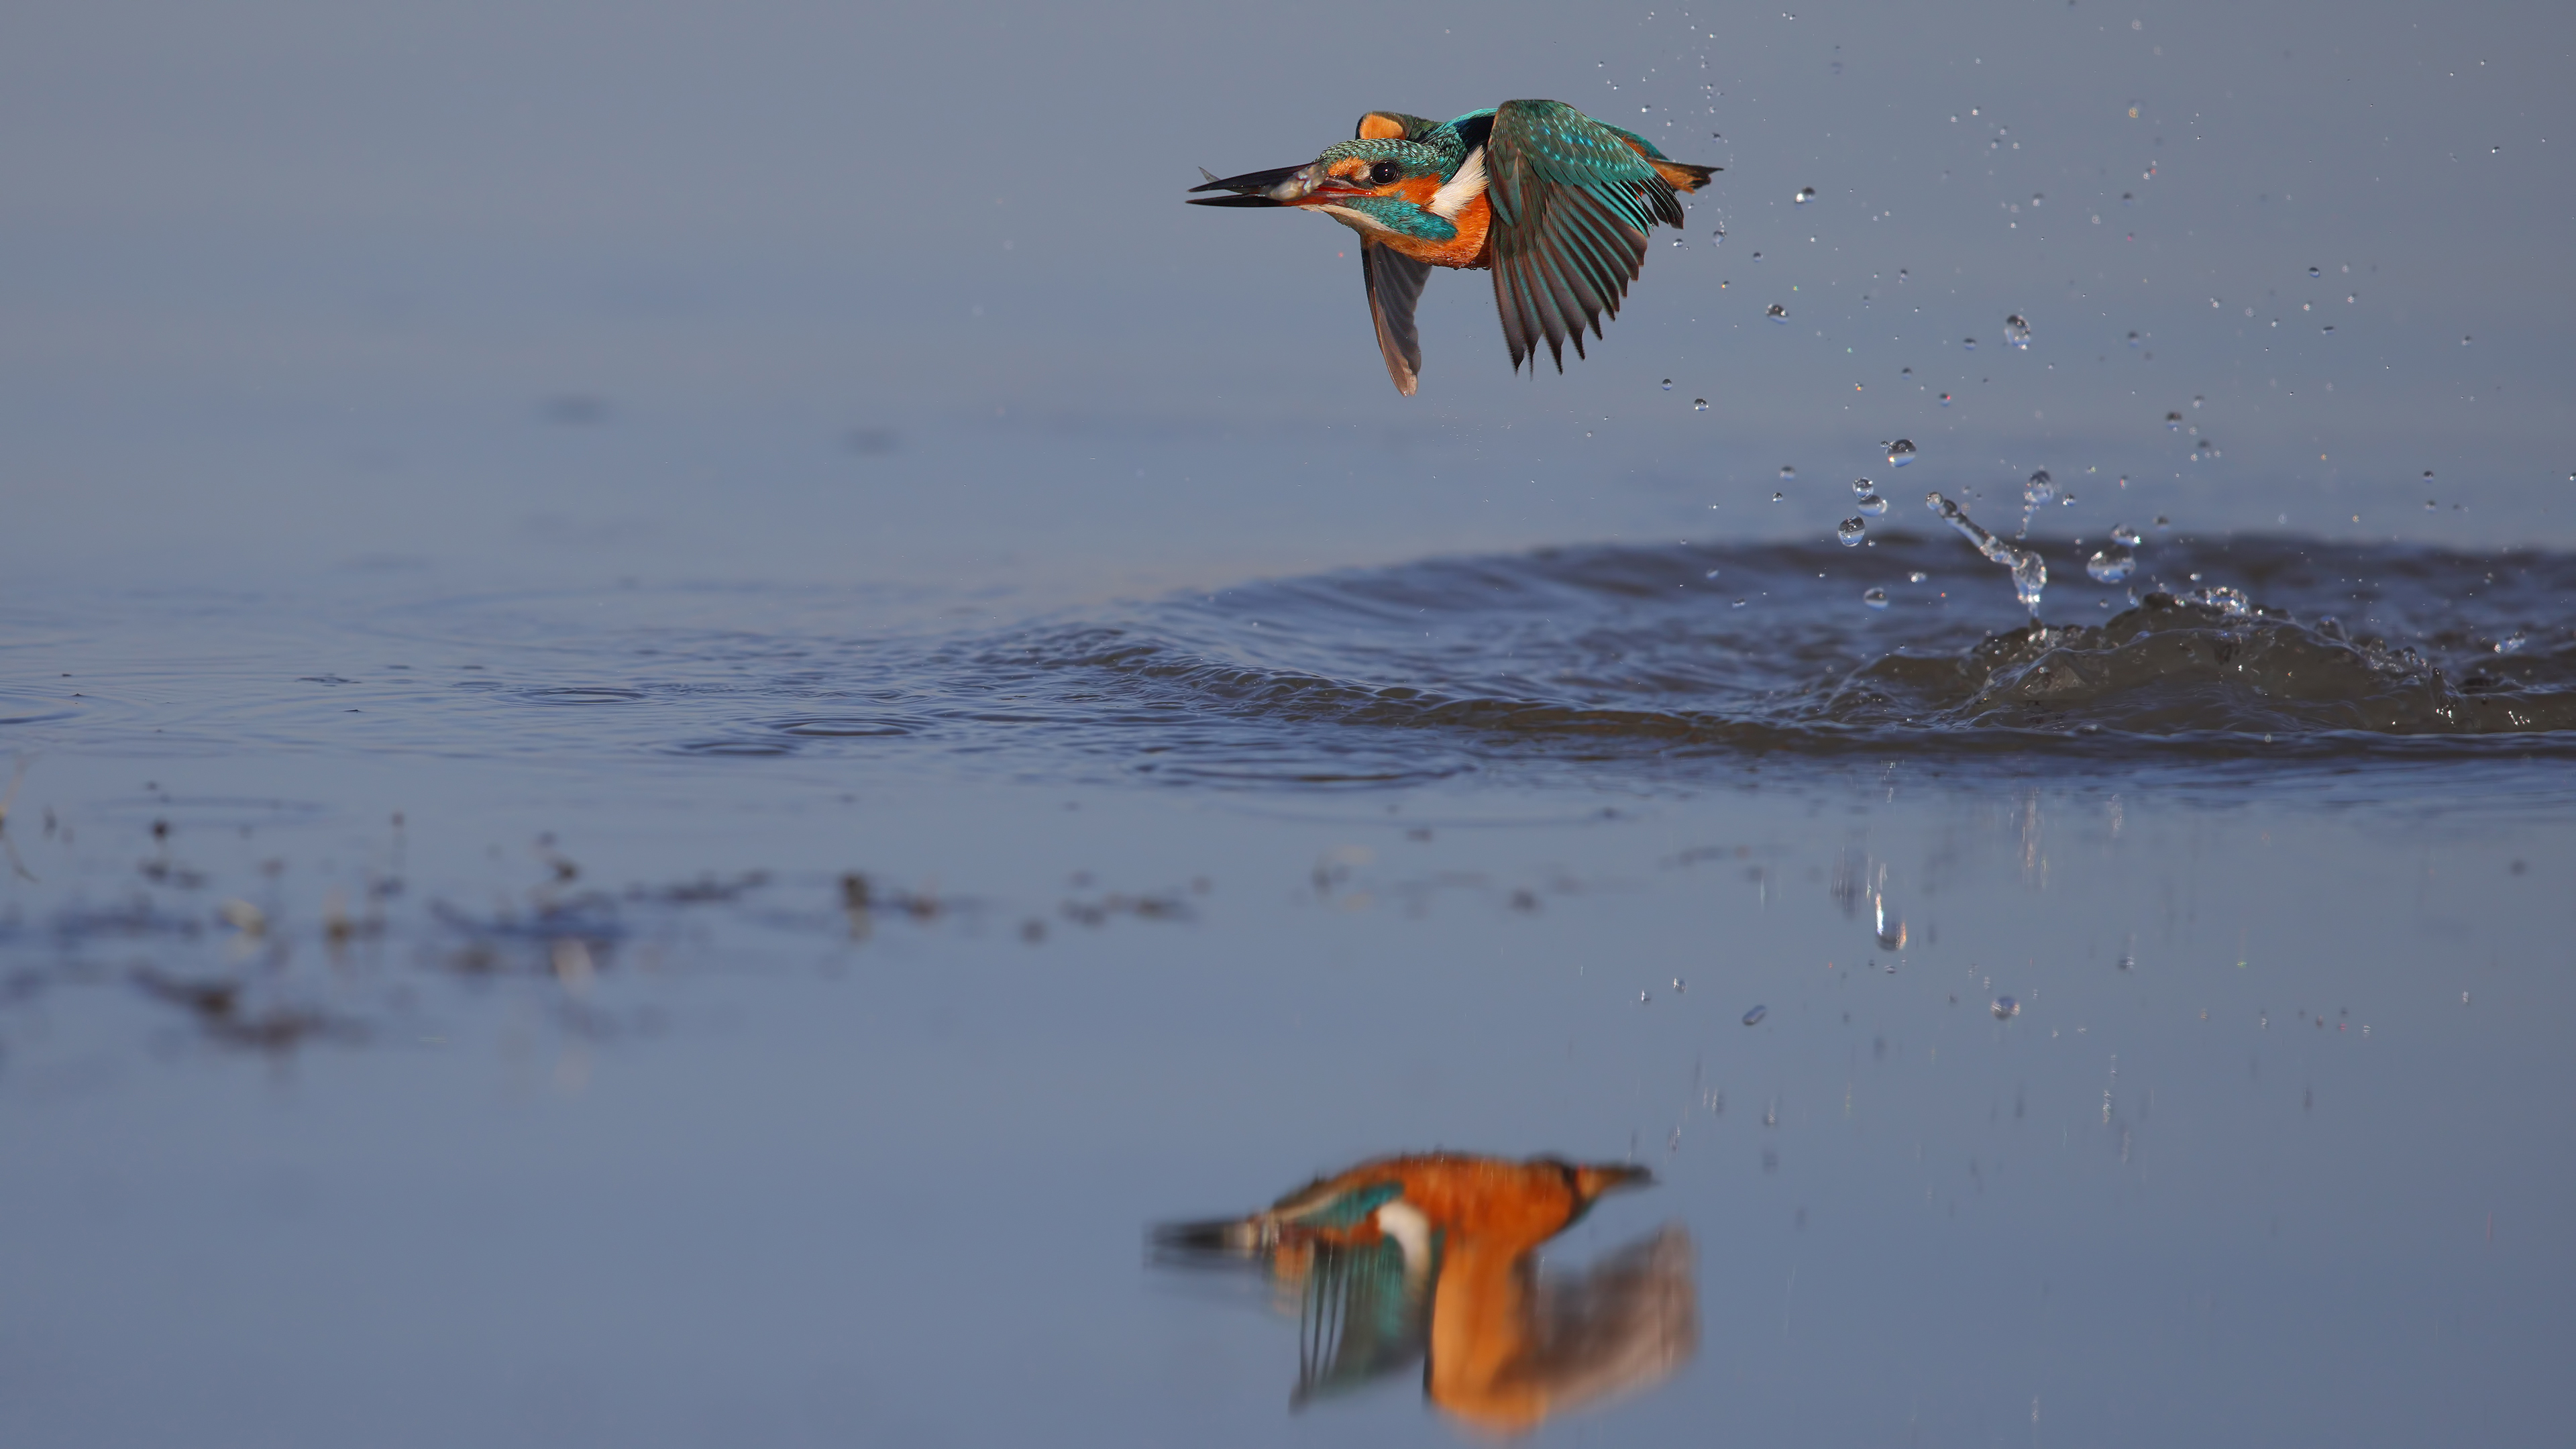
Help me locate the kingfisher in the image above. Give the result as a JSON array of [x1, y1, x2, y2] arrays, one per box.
[[1189, 101, 1717, 395], [1154, 1152, 1697, 1433]]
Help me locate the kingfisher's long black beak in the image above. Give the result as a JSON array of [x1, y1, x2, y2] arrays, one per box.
[[1186, 163, 1307, 207]]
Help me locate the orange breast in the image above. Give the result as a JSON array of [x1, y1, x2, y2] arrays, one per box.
[[1375, 193, 1493, 271]]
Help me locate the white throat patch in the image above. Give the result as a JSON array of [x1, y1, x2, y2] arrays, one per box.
[[1314, 203, 1395, 237], [1428, 146, 1489, 221]]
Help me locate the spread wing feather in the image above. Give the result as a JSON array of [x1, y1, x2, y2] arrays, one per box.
[[1362, 241, 1434, 396], [1483, 100, 1687, 373]]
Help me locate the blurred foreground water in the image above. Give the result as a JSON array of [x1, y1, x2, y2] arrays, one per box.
[[3, 528, 2571, 1445]]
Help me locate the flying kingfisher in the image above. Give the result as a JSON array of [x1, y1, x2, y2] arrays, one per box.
[[1153, 1152, 1697, 1432], [1189, 101, 1717, 395]]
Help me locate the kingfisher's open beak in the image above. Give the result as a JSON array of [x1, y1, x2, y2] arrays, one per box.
[[1187, 162, 1367, 207], [1572, 1163, 1656, 1203], [1187, 164, 1302, 207]]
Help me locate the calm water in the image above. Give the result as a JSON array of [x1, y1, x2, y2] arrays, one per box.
[[7, 1, 2575, 1444]]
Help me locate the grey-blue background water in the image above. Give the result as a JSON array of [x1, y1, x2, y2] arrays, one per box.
[[5, 2, 2572, 1444]]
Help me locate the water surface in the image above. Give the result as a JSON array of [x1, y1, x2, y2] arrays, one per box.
[[5, 1, 2574, 1444]]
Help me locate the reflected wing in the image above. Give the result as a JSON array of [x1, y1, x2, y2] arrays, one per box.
[[1519, 1223, 1697, 1413], [1362, 242, 1434, 396], [1484, 100, 1687, 373], [1293, 1239, 1430, 1407]]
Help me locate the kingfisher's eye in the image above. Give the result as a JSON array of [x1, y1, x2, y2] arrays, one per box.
[[1368, 160, 1403, 184]]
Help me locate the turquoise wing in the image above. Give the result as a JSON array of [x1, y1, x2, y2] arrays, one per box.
[[1292, 1237, 1431, 1407], [1483, 100, 1688, 373]]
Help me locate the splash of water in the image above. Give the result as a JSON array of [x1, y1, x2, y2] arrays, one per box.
[[1927, 492, 2047, 616]]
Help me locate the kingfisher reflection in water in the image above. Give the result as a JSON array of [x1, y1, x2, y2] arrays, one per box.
[[1153, 1152, 1696, 1435]]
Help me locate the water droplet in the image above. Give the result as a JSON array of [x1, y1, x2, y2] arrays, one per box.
[[2494, 629, 2528, 655], [1837, 517, 1867, 546], [1778, 464, 1796, 480], [2121, 191, 2134, 204], [1851, 477, 1874, 495], [2126, 330, 2141, 346], [1704, 568, 1723, 580], [1908, 571, 1928, 583], [1856, 492, 1888, 516], [1992, 996, 2019, 1020], [1794, 186, 1817, 204], [2111, 523, 2142, 546], [1767, 303, 1789, 321], [1771, 490, 1785, 502], [2200, 586, 2251, 616], [1742, 1004, 1768, 1026], [1693, 397, 1710, 411], [1898, 268, 1909, 281], [2461, 334, 2472, 345], [1900, 366, 1913, 376], [2423, 469, 2435, 479], [2154, 515, 2169, 528], [2308, 265, 2321, 278], [2018, 470, 2055, 537], [1640, 990, 1652, 1003], [2086, 545, 2136, 583], [2010, 553, 2046, 611], [1862, 586, 1890, 609], [2192, 394, 2203, 408], [2005, 313, 2033, 348], [1964, 337, 1978, 350], [1662, 378, 1674, 390], [1887, 439, 1917, 466], [1939, 392, 1952, 405], [2166, 411, 2184, 429]]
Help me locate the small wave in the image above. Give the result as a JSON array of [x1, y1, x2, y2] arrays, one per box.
[[895, 536, 2576, 769], [1817, 593, 2576, 737], [518, 686, 648, 706]]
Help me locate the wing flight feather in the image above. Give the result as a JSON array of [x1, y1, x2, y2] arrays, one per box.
[[1362, 242, 1434, 396], [1482, 100, 1689, 373]]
